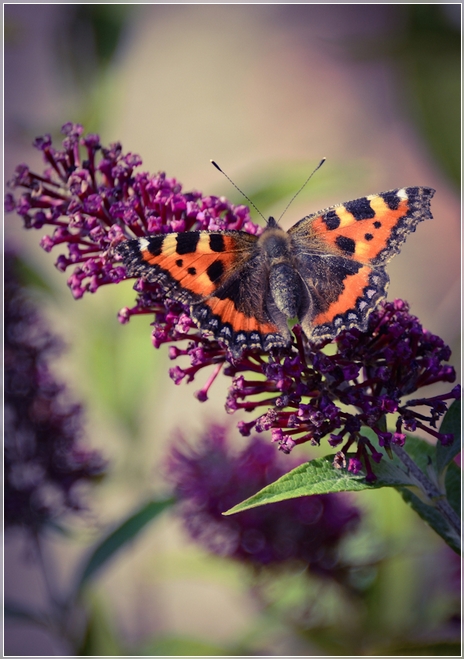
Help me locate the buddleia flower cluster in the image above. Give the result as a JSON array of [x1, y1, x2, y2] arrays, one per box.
[[4, 253, 106, 530], [5, 123, 460, 482], [165, 424, 361, 577]]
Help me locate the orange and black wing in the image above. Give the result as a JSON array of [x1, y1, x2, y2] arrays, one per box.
[[116, 231, 288, 356], [288, 187, 435, 340]]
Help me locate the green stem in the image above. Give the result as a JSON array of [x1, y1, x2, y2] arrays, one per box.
[[391, 443, 461, 540]]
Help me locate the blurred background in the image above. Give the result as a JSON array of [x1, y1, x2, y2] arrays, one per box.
[[4, 4, 461, 656]]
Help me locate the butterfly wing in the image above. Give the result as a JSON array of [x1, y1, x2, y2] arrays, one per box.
[[116, 231, 287, 356], [288, 187, 435, 340]]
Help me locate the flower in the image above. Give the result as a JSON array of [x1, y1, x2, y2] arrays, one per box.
[[6, 123, 460, 482], [165, 424, 361, 577], [5, 122, 256, 304], [226, 301, 459, 481], [4, 253, 106, 530]]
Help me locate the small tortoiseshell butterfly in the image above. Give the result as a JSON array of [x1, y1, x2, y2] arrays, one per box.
[[117, 186, 434, 358]]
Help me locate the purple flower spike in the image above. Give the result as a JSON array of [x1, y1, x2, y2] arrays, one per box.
[[6, 123, 255, 306], [4, 254, 106, 530], [165, 424, 360, 579], [221, 299, 458, 477]]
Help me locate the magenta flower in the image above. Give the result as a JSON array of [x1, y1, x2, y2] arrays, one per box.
[[224, 300, 459, 481], [5, 122, 257, 302], [165, 424, 360, 577], [5, 123, 459, 483], [4, 253, 106, 530]]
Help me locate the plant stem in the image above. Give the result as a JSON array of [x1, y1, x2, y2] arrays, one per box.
[[391, 443, 461, 539]]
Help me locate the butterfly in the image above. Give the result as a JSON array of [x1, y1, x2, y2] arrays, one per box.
[[116, 186, 434, 358]]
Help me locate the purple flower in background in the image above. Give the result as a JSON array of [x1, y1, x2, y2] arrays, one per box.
[[165, 424, 361, 577], [6, 123, 459, 482], [4, 253, 106, 530]]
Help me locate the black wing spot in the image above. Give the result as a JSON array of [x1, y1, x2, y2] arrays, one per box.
[[380, 191, 400, 210], [335, 235, 356, 255], [322, 210, 340, 230], [373, 221, 382, 229], [209, 234, 226, 252], [187, 266, 196, 275], [206, 260, 225, 283], [364, 233, 374, 241], [344, 198, 375, 220], [176, 259, 183, 267], [176, 233, 200, 255], [147, 235, 164, 256]]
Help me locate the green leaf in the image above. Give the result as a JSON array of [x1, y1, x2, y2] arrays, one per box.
[[224, 454, 415, 515], [396, 433, 435, 468], [371, 433, 461, 551], [443, 459, 461, 516], [225, 436, 460, 552], [436, 399, 461, 475], [398, 461, 461, 554], [76, 497, 175, 590]]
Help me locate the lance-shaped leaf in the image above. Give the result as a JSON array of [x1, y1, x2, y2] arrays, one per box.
[[76, 497, 175, 591], [224, 453, 415, 515]]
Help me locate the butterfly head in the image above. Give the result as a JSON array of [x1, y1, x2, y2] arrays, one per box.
[[266, 216, 280, 229]]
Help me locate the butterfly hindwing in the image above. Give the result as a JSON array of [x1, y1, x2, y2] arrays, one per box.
[[196, 256, 290, 353]]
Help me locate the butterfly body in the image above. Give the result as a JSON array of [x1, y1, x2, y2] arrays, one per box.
[[117, 186, 435, 357]]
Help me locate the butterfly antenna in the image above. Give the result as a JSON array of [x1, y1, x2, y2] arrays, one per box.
[[211, 160, 268, 224], [277, 157, 326, 223]]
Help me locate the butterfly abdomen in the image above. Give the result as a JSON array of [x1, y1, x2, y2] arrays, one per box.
[[269, 262, 306, 318], [259, 225, 308, 320]]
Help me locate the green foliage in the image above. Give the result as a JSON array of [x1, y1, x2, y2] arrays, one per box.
[[226, 402, 461, 553], [71, 284, 163, 438], [76, 497, 175, 591], [436, 399, 461, 474], [58, 5, 135, 84], [224, 454, 410, 515], [399, 462, 460, 554], [5, 4, 460, 654], [397, 401, 461, 554], [9, 254, 59, 299]]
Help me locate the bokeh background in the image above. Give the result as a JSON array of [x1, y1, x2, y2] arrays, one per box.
[[4, 4, 461, 656]]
